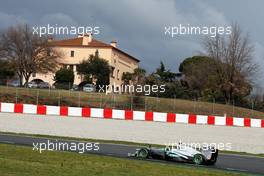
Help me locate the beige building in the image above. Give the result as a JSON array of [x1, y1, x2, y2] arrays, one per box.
[[29, 34, 140, 86]]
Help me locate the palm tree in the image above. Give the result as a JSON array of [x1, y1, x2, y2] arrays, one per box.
[[132, 68, 146, 85]]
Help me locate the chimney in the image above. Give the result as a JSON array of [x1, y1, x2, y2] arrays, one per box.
[[78, 33, 93, 45], [110, 40, 117, 48], [48, 36, 53, 42], [82, 33, 92, 45]]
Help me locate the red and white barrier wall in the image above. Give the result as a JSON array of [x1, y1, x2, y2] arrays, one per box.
[[0, 102, 263, 128]]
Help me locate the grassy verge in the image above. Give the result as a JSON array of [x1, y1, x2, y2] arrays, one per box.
[[0, 86, 264, 119], [0, 143, 248, 176], [1, 131, 263, 158]]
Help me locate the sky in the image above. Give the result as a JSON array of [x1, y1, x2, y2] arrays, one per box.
[[0, 0, 263, 88]]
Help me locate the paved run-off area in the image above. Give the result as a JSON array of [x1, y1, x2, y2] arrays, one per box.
[[0, 113, 263, 154]]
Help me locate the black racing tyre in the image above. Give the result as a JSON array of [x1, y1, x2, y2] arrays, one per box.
[[207, 156, 217, 165], [207, 158, 217, 165], [137, 148, 149, 159], [164, 154, 172, 161], [193, 154, 204, 165], [207, 151, 218, 165]]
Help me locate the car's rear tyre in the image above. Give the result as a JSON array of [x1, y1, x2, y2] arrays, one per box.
[[137, 148, 149, 159], [207, 159, 217, 165], [207, 150, 218, 165], [193, 154, 204, 165]]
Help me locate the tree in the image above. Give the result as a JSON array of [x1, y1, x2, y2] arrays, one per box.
[[122, 72, 133, 85], [0, 24, 62, 86], [77, 50, 110, 89], [202, 23, 256, 104], [131, 67, 146, 85], [53, 68, 74, 89], [179, 56, 218, 100], [156, 61, 176, 82], [162, 81, 191, 99], [145, 62, 182, 98], [179, 56, 212, 73], [0, 60, 15, 85], [156, 61, 165, 74]]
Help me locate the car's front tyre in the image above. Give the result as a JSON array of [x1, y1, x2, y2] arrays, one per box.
[[193, 154, 204, 165]]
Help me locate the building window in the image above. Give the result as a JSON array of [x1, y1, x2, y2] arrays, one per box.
[[69, 65, 74, 71], [110, 67, 115, 78], [32, 73, 36, 77], [70, 50, 74, 57], [117, 69, 120, 80]]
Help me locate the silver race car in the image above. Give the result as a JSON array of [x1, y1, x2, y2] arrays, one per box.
[[128, 143, 218, 165]]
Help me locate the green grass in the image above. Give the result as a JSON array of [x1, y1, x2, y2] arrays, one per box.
[[0, 143, 249, 176], [0, 85, 263, 119]]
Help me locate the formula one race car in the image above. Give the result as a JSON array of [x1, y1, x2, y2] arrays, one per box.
[[128, 143, 218, 165]]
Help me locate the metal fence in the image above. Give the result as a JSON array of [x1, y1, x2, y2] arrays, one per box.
[[0, 85, 262, 118]]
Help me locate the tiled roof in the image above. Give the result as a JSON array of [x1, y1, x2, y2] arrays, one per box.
[[49, 37, 140, 62], [50, 37, 110, 47]]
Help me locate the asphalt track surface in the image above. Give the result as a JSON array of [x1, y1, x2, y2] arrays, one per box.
[[0, 134, 263, 175]]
